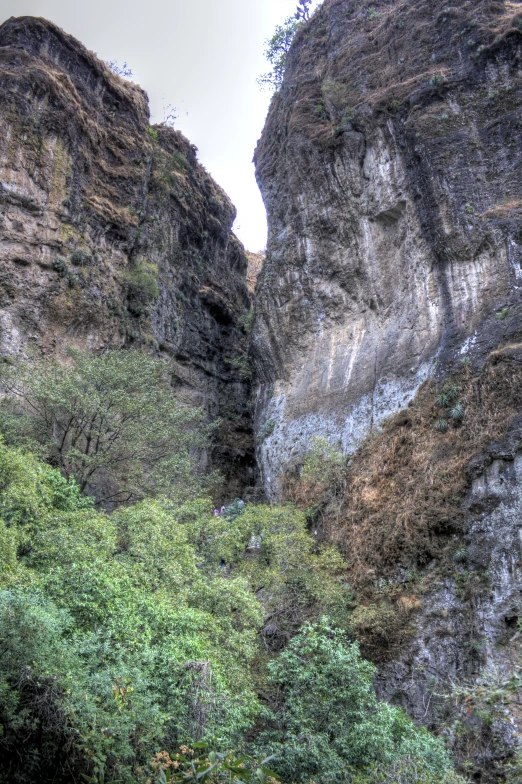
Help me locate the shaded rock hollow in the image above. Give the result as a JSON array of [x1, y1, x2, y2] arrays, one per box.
[[0, 15, 253, 494]]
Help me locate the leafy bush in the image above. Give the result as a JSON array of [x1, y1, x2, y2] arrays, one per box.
[[142, 742, 279, 784], [184, 504, 352, 644], [52, 256, 67, 276], [124, 260, 160, 316], [0, 350, 205, 503], [257, 620, 463, 784], [301, 437, 346, 490], [70, 249, 92, 266]]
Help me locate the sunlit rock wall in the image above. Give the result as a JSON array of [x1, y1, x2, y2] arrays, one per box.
[[253, 0, 522, 497]]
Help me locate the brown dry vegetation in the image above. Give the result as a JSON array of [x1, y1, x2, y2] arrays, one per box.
[[284, 345, 522, 658], [263, 0, 522, 156]]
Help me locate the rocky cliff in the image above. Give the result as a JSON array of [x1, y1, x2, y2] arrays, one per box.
[[0, 15, 253, 493], [253, 0, 522, 776], [253, 0, 522, 498]]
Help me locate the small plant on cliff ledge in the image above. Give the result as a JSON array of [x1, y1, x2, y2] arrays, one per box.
[[435, 384, 464, 431], [105, 59, 133, 78], [435, 418, 450, 433], [261, 418, 276, 439], [52, 256, 67, 277], [437, 384, 458, 409], [449, 402, 465, 422], [124, 259, 160, 317], [257, 2, 317, 91]]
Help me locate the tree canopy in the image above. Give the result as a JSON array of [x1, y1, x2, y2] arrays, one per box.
[[0, 350, 205, 504]]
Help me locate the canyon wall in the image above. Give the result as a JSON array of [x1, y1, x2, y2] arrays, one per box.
[[253, 0, 522, 498], [253, 2, 522, 772], [0, 16, 253, 491]]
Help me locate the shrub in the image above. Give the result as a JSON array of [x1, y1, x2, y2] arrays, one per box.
[[260, 418, 276, 439], [70, 249, 92, 266], [143, 742, 279, 784], [0, 350, 205, 503], [301, 437, 346, 489], [321, 78, 349, 114], [257, 16, 300, 90], [257, 619, 462, 783], [52, 256, 67, 276], [105, 60, 133, 78], [124, 260, 160, 316], [367, 7, 381, 21], [183, 503, 352, 643]]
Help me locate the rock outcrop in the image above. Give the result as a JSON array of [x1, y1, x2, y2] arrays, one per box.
[[253, 1, 522, 774], [253, 0, 522, 498], [0, 15, 253, 492]]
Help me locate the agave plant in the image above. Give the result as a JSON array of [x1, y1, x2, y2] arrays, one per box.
[[445, 384, 459, 403], [435, 418, 449, 433], [449, 402, 465, 422], [454, 546, 468, 563], [437, 392, 449, 408]]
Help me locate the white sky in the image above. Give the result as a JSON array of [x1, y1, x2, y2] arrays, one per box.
[[0, 0, 316, 250]]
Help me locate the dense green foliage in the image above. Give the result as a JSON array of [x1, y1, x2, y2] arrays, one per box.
[[257, 620, 462, 784], [143, 741, 278, 784], [0, 354, 464, 784], [124, 260, 161, 316], [0, 350, 205, 503], [0, 443, 262, 782]]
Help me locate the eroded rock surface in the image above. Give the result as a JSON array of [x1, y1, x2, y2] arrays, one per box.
[[253, 0, 522, 497], [0, 15, 253, 492]]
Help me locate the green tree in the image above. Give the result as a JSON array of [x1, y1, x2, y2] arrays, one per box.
[[257, 16, 299, 90], [258, 2, 316, 90], [258, 619, 464, 784], [0, 350, 205, 504]]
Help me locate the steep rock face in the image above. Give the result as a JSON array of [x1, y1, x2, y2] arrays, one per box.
[[254, 1, 522, 771], [253, 0, 522, 497], [0, 16, 252, 492]]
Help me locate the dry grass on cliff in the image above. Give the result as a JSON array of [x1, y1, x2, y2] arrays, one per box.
[[340, 348, 522, 581], [284, 345, 522, 660], [288, 345, 522, 585], [281, 0, 520, 153]]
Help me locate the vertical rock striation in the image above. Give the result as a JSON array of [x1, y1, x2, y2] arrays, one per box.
[[254, 2, 522, 770], [0, 15, 253, 491], [253, 0, 522, 497]]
